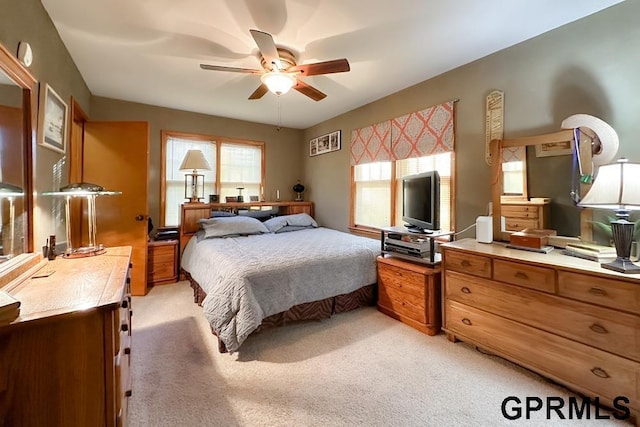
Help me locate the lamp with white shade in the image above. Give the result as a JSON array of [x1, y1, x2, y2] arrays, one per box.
[[179, 149, 212, 203], [578, 158, 640, 273]]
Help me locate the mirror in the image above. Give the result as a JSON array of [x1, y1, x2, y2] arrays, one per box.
[[0, 41, 38, 287]]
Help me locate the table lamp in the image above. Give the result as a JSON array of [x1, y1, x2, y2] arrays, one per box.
[[43, 182, 121, 258], [179, 149, 212, 203], [578, 158, 640, 273], [0, 183, 24, 259]]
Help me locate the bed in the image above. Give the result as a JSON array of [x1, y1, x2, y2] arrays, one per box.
[[180, 212, 380, 353]]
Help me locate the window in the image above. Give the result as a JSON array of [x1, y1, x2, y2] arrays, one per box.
[[502, 160, 526, 195], [352, 152, 453, 233], [162, 131, 264, 226]]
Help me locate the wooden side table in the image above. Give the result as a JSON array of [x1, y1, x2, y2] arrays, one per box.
[[376, 255, 442, 335], [147, 239, 179, 286]]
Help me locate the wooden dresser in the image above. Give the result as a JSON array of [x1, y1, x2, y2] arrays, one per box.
[[376, 255, 441, 335], [501, 199, 550, 231], [441, 239, 639, 423], [0, 247, 133, 426]]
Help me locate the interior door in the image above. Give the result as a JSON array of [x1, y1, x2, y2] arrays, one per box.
[[83, 121, 149, 295]]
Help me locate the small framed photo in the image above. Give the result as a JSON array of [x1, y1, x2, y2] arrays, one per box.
[[37, 83, 68, 154], [310, 130, 341, 157], [535, 140, 574, 157]]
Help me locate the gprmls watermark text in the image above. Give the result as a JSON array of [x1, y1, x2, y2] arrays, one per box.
[[501, 396, 631, 421]]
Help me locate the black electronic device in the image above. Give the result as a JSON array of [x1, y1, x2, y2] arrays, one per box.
[[155, 227, 179, 241], [402, 171, 440, 233]]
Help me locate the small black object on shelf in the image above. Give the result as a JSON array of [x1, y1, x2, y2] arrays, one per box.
[[292, 181, 305, 201]]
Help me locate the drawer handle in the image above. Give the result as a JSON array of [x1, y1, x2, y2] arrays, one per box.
[[125, 390, 132, 397], [461, 260, 471, 267], [121, 323, 129, 332], [124, 347, 131, 355], [588, 287, 607, 297], [121, 300, 129, 309], [461, 318, 472, 326], [590, 367, 610, 379], [514, 271, 529, 280], [461, 287, 471, 294], [590, 323, 608, 334]]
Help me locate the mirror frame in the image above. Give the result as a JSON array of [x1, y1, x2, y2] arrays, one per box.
[[0, 41, 39, 288]]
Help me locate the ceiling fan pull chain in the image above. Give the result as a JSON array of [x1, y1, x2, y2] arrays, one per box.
[[277, 98, 282, 132]]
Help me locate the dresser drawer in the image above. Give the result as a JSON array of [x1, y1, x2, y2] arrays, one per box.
[[378, 264, 426, 322], [445, 301, 639, 405], [445, 270, 640, 361], [115, 351, 131, 427], [504, 218, 540, 231], [493, 259, 555, 293], [443, 250, 491, 278], [558, 271, 640, 315], [150, 245, 176, 264], [501, 205, 540, 218], [148, 263, 176, 282]]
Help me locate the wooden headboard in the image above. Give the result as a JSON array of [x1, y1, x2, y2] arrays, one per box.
[[179, 201, 314, 253]]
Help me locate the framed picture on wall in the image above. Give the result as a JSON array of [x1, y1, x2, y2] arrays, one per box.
[[37, 83, 68, 154], [309, 130, 341, 157], [535, 140, 574, 157]]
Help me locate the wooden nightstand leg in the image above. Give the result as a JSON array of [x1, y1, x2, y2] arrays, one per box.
[[446, 332, 458, 343]]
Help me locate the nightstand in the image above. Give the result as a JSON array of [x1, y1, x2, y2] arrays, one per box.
[[147, 239, 179, 286], [376, 255, 442, 335]]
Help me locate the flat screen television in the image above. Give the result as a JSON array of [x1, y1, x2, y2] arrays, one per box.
[[402, 171, 440, 233]]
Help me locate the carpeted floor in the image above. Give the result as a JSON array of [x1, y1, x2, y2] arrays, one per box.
[[129, 281, 632, 427]]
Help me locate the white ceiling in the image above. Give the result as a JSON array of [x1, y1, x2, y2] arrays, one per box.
[[40, 0, 623, 130]]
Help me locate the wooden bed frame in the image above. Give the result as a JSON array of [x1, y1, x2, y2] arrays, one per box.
[[178, 200, 377, 353], [179, 201, 314, 254]]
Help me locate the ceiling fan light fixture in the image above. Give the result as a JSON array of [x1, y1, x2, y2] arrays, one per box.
[[261, 72, 296, 96]]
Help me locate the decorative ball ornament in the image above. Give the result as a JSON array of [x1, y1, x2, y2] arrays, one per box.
[[292, 181, 305, 201]]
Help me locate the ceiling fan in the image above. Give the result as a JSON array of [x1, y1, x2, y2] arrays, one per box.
[[200, 29, 350, 101]]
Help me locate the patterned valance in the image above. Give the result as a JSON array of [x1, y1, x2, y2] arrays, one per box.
[[350, 101, 455, 166], [502, 146, 526, 163], [350, 121, 392, 165]]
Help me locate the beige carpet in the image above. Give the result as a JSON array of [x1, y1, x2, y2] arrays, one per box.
[[129, 282, 631, 427]]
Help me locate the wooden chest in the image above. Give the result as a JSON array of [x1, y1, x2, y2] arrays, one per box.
[[376, 255, 441, 335]]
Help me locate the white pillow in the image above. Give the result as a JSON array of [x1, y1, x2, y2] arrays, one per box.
[[201, 216, 269, 239], [263, 213, 318, 233]]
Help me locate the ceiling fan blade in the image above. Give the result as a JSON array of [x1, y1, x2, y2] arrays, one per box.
[[250, 29, 282, 70], [200, 64, 262, 74], [248, 83, 269, 100], [289, 58, 350, 76], [294, 79, 326, 101]]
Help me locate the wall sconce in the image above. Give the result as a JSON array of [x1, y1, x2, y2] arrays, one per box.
[[0, 183, 24, 259], [43, 182, 121, 258], [180, 149, 212, 203], [578, 158, 640, 273]]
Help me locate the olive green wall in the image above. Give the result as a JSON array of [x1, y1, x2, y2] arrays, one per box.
[[90, 96, 304, 227], [0, 0, 91, 248], [303, 0, 639, 238]]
